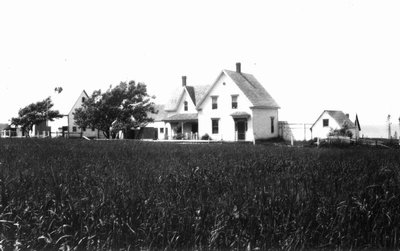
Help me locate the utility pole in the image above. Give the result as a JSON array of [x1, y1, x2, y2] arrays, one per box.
[[398, 117, 400, 142], [387, 114, 392, 139]]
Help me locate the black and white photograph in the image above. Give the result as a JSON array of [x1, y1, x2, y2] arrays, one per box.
[[1, 0, 400, 249]]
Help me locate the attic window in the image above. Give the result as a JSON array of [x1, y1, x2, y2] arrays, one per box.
[[184, 101, 188, 111], [211, 96, 218, 110], [323, 119, 329, 127], [231, 95, 238, 109], [82, 97, 86, 103]]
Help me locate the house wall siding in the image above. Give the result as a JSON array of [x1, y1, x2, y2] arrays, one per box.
[[312, 112, 340, 138], [198, 74, 254, 141], [252, 108, 279, 139]]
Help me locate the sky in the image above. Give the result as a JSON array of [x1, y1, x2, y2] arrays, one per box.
[[1, 0, 400, 137]]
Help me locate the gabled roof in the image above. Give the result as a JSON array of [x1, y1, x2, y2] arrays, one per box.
[[0, 123, 9, 130], [164, 87, 184, 111], [197, 70, 280, 109], [68, 90, 89, 115], [148, 104, 168, 121], [225, 70, 280, 108], [311, 110, 356, 129], [355, 114, 361, 131], [165, 85, 210, 112]]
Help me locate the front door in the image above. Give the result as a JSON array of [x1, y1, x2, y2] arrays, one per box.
[[237, 121, 246, 140], [192, 123, 198, 133]]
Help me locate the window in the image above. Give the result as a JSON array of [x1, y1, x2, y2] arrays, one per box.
[[184, 101, 188, 111], [72, 126, 77, 132], [323, 119, 329, 127], [160, 128, 164, 133], [92, 127, 95, 132], [212, 119, 219, 134], [82, 97, 86, 103], [270, 117, 275, 133], [212, 96, 218, 109], [82, 127, 86, 132], [232, 95, 238, 109]]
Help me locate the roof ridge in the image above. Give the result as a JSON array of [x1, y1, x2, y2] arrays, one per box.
[[239, 72, 256, 88], [224, 69, 256, 88]]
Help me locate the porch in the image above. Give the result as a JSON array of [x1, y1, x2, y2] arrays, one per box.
[[231, 111, 250, 141], [163, 113, 199, 140]]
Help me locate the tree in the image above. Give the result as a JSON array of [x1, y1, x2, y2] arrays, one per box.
[[73, 81, 156, 139], [11, 97, 63, 136], [328, 123, 353, 138]]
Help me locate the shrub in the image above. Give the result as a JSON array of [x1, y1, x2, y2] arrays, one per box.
[[173, 133, 185, 140], [200, 133, 211, 140]]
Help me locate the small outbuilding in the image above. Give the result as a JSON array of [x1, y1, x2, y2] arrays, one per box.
[[310, 110, 361, 139]]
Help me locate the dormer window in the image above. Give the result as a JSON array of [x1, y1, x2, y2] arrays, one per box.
[[231, 95, 238, 109], [184, 101, 188, 111], [211, 96, 218, 110]]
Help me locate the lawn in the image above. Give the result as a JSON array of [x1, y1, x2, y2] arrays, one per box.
[[0, 138, 399, 250]]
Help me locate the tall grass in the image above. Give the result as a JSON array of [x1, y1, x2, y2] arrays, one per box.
[[0, 138, 400, 249]]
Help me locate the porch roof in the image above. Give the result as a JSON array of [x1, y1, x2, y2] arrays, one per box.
[[230, 111, 251, 119], [163, 113, 198, 122]]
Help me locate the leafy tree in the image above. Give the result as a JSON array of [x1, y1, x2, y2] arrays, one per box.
[[73, 81, 156, 139], [11, 97, 63, 136]]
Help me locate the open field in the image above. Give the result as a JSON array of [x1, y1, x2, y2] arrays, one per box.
[[1, 139, 400, 250]]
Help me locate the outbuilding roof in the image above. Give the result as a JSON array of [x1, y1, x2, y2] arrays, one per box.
[[148, 104, 168, 121], [311, 110, 356, 129]]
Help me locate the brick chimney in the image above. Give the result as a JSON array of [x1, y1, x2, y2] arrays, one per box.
[[346, 113, 349, 118], [236, 62, 241, 73], [182, 76, 187, 87]]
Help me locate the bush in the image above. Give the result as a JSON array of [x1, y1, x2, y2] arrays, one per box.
[[173, 133, 185, 140], [200, 133, 211, 140]]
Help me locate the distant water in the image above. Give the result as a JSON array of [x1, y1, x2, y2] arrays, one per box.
[[361, 124, 400, 139]]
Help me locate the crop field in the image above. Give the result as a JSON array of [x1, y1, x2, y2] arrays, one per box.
[[0, 139, 400, 250]]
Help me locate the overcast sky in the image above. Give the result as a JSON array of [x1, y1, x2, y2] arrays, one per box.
[[1, 0, 400, 133]]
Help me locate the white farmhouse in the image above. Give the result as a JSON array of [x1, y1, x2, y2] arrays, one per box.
[[159, 63, 280, 142], [310, 110, 361, 139], [67, 90, 104, 138], [196, 63, 279, 141]]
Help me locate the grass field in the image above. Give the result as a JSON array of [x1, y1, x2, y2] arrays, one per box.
[[0, 138, 400, 250]]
